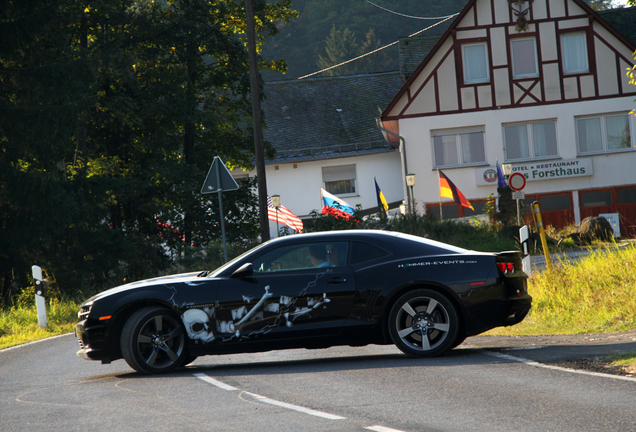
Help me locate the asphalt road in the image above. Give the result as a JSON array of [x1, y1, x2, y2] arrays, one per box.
[[2, 333, 636, 432]]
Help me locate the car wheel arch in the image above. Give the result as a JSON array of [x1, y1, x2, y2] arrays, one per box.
[[106, 299, 180, 361], [381, 283, 466, 344]]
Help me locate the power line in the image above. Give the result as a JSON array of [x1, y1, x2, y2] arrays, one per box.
[[364, 0, 460, 20], [298, 14, 458, 80]]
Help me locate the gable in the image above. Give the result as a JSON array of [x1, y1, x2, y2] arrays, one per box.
[[383, 0, 636, 121]]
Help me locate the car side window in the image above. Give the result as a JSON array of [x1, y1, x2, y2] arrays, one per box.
[[350, 241, 389, 265], [252, 242, 349, 273]]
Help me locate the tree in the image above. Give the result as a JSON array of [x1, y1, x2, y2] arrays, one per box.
[[0, 0, 296, 303]]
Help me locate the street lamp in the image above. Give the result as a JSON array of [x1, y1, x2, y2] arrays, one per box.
[[501, 163, 513, 177], [405, 173, 415, 214], [271, 194, 280, 237]]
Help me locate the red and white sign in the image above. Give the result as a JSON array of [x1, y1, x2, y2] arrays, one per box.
[[508, 173, 526, 191]]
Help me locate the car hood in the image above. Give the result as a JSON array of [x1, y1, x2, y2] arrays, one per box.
[[85, 271, 206, 304]]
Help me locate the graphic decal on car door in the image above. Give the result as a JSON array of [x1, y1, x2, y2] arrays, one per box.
[[181, 271, 332, 344]]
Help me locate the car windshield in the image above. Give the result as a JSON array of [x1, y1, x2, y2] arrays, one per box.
[[206, 241, 270, 277]]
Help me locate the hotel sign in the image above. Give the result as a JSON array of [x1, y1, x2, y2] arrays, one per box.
[[475, 158, 593, 187]]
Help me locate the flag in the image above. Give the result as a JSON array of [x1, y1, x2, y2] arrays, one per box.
[[496, 160, 507, 188], [320, 188, 355, 219], [267, 196, 304, 232], [374, 177, 389, 218], [439, 170, 474, 210]]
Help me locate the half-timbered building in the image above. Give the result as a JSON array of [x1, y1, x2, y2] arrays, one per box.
[[382, 0, 636, 236]]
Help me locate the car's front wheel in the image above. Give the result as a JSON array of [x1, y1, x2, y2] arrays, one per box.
[[388, 289, 459, 357], [121, 306, 187, 374]]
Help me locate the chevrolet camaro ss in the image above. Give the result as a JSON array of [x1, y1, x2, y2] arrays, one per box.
[[75, 230, 531, 374]]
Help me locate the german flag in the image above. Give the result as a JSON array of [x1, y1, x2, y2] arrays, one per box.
[[439, 170, 474, 210]]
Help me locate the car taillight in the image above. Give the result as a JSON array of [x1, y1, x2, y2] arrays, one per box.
[[497, 262, 515, 274]]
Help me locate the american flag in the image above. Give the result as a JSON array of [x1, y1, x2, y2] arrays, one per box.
[[267, 196, 304, 233]]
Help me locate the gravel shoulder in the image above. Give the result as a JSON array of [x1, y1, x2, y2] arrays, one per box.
[[465, 330, 636, 377]]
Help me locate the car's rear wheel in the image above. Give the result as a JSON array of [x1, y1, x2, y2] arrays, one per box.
[[388, 289, 459, 357], [121, 306, 187, 374]]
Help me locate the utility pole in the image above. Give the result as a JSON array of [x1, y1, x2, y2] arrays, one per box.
[[245, 0, 270, 241]]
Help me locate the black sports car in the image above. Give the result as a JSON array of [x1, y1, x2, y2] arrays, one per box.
[[75, 230, 531, 374]]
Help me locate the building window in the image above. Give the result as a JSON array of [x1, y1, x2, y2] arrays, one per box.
[[322, 164, 356, 196], [576, 113, 632, 154], [540, 194, 571, 211], [462, 43, 489, 84], [561, 33, 588, 74], [580, 190, 612, 208], [503, 120, 558, 160], [511, 38, 538, 78], [432, 127, 486, 168]]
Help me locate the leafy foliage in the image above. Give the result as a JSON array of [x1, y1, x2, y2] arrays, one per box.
[[0, 0, 295, 304]]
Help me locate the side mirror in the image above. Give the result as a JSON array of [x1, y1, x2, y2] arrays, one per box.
[[231, 263, 253, 278]]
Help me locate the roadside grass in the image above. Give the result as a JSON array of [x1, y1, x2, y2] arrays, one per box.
[[0, 299, 78, 350], [485, 243, 636, 370]]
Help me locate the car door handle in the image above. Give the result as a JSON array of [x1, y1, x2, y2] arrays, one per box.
[[327, 277, 347, 284]]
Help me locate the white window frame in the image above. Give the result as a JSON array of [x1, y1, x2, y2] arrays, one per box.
[[462, 43, 490, 84], [431, 126, 487, 168], [510, 37, 539, 79], [576, 113, 633, 155], [322, 164, 357, 197], [503, 119, 559, 161], [561, 32, 589, 75]]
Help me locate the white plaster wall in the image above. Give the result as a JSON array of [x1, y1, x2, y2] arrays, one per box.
[[398, 96, 636, 207], [246, 150, 404, 219]]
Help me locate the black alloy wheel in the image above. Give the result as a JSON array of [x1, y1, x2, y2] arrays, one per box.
[[121, 306, 187, 374], [388, 289, 459, 357]]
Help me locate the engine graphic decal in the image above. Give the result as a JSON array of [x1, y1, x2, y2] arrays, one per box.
[[181, 271, 332, 344]]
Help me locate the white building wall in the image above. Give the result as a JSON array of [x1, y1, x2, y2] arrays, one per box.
[[399, 96, 636, 209], [242, 150, 403, 235]]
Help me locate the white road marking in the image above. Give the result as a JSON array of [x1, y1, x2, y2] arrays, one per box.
[[481, 350, 636, 382], [243, 391, 345, 420], [193, 373, 238, 390], [364, 426, 408, 432], [194, 373, 345, 420]]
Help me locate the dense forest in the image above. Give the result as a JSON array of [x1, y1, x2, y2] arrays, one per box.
[[0, 0, 295, 304], [262, 0, 625, 81]]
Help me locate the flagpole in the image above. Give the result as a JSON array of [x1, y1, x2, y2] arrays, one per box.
[[438, 169, 443, 221]]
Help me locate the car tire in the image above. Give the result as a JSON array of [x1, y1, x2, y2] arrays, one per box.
[[388, 289, 459, 358], [121, 306, 187, 374]]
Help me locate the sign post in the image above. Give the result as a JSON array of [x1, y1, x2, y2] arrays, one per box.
[[32, 265, 48, 328], [201, 156, 239, 263], [508, 173, 526, 226]]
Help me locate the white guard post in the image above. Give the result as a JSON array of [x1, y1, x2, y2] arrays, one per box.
[[519, 226, 531, 277], [32, 265, 48, 328]]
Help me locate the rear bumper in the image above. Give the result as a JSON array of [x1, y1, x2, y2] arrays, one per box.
[[75, 320, 111, 363], [504, 293, 532, 325]]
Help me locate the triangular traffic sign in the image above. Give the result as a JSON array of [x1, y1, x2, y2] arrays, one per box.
[[201, 156, 239, 194]]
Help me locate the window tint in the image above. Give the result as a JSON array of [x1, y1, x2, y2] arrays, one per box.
[[580, 190, 612, 208], [618, 188, 636, 204], [350, 242, 388, 265], [540, 194, 571, 211], [253, 242, 348, 272]]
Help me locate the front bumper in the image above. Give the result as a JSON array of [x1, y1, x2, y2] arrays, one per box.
[[75, 320, 111, 363]]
